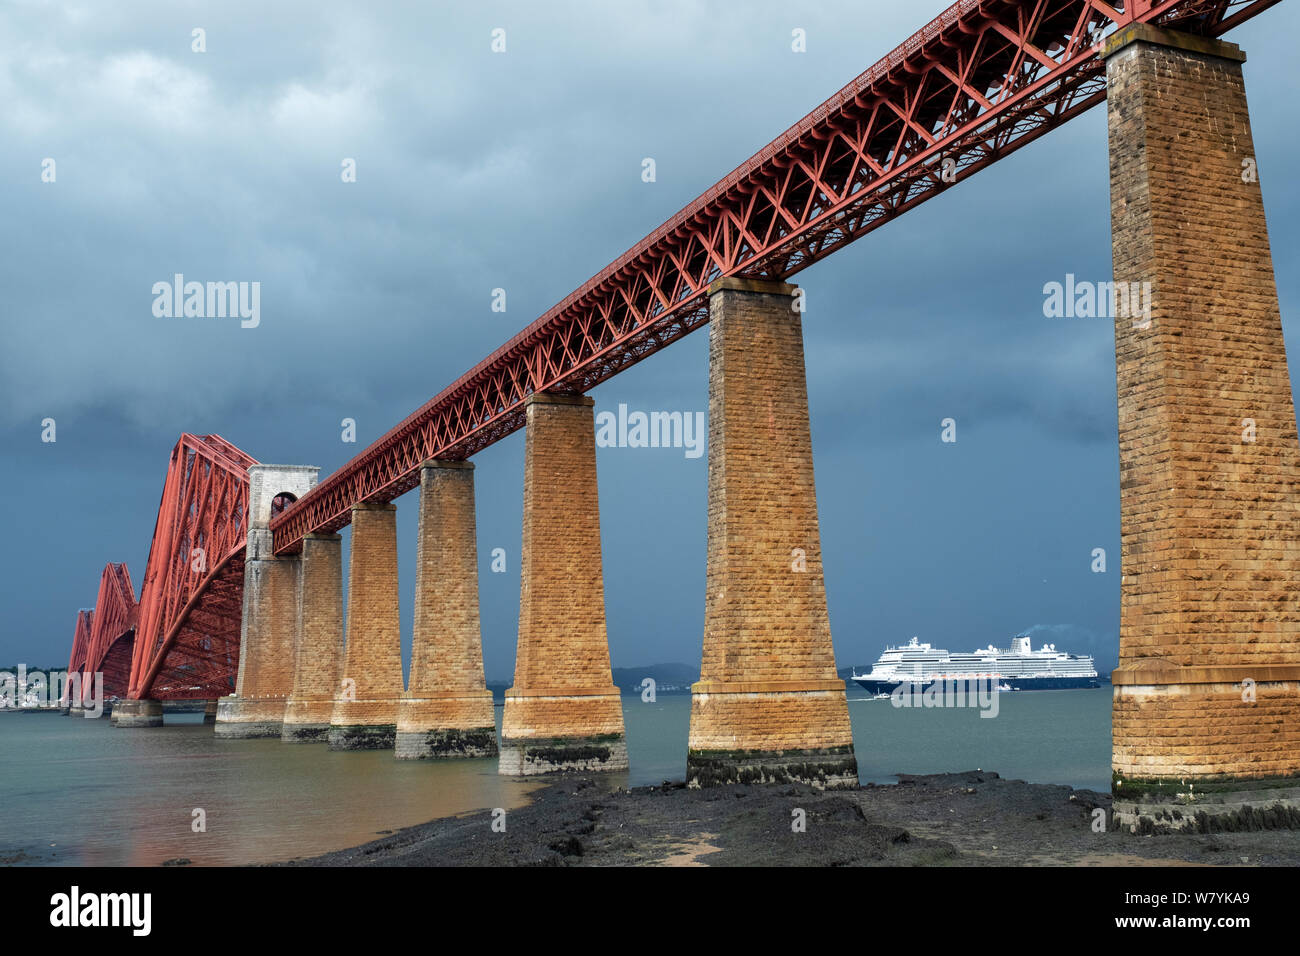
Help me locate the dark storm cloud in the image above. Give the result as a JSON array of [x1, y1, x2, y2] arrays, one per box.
[[2, 1, 1297, 679]]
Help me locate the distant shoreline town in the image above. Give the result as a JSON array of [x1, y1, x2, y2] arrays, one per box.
[[7, 651, 1111, 712]]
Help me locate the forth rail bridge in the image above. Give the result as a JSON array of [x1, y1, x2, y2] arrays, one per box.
[[61, 0, 1298, 830]]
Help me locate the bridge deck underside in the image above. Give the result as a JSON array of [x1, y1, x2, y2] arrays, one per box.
[[268, 0, 1280, 555]]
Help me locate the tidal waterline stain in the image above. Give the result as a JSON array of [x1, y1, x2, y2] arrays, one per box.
[[0, 689, 1110, 865]]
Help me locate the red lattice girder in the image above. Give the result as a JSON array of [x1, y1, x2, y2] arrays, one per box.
[[270, 0, 1280, 554], [77, 563, 138, 703], [62, 609, 93, 706], [127, 435, 257, 700]]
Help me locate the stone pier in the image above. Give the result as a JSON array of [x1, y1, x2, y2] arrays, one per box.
[[500, 393, 627, 775], [282, 533, 344, 742], [329, 503, 404, 750], [686, 278, 857, 789], [111, 698, 163, 728], [215, 464, 319, 739], [1103, 24, 1300, 830], [396, 461, 498, 759], [214, 547, 300, 737]]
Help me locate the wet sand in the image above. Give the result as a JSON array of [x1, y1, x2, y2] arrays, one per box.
[[278, 770, 1300, 866]]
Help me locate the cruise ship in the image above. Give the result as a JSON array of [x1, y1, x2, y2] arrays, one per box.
[[851, 635, 1099, 693]]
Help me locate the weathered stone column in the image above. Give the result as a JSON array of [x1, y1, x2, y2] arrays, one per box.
[[215, 464, 318, 739], [396, 461, 498, 759], [282, 533, 344, 742], [111, 698, 162, 728], [329, 503, 404, 750], [1104, 24, 1300, 830], [214, 544, 301, 737], [500, 393, 627, 775], [687, 278, 856, 789]]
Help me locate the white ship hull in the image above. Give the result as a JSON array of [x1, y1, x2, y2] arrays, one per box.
[[852, 635, 1100, 693]]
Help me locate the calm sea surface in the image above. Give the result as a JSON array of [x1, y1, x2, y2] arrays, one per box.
[[0, 687, 1111, 866]]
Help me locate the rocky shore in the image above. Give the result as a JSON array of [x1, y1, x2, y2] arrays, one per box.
[[279, 770, 1300, 867]]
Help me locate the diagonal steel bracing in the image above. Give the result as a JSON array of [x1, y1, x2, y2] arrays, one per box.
[[126, 435, 257, 700], [269, 0, 1281, 555]]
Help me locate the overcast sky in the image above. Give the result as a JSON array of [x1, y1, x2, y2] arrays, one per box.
[[3, 1, 1297, 680]]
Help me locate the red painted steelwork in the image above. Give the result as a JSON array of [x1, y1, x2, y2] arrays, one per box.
[[126, 435, 257, 701], [64, 0, 1283, 700], [77, 563, 139, 703], [270, 0, 1280, 554], [62, 610, 93, 706]]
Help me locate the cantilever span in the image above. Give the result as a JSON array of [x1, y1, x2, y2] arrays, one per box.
[[61, 608, 93, 708], [64, 609, 92, 695], [126, 435, 257, 702], [62, 565, 137, 710], [63, 434, 261, 710], [268, 0, 1282, 554], [84, 564, 137, 700]]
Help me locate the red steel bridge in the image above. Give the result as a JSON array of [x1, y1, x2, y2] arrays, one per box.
[[62, 564, 135, 706], [66, 0, 1280, 702], [71, 435, 255, 703]]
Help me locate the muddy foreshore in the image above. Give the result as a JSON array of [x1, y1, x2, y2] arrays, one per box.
[[276, 770, 1300, 867]]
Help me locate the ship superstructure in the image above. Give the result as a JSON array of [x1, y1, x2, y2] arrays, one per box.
[[851, 635, 1099, 693]]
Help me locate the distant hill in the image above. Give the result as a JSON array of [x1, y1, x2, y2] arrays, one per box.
[[611, 663, 697, 694], [486, 663, 700, 700], [488, 662, 1107, 700]]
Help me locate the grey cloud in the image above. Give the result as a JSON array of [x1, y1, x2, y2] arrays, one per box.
[[1, 1, 1296, 678]]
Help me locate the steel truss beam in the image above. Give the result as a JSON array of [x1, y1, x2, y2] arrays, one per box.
[[270, 0, 1279, 554], [77, 563, 138, 703], [62, 609, 94, 706], [126, 435, 256, 700]]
